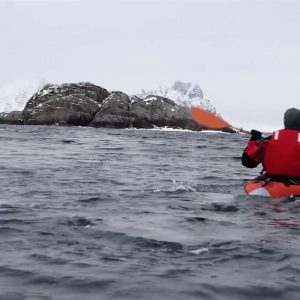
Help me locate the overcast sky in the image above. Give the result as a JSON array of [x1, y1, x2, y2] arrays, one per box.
[[1, 0, 300, 131]]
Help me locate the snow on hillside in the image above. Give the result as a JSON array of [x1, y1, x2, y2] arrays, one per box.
[[0, 79, 45, 113], [138, 81, 218, 114]]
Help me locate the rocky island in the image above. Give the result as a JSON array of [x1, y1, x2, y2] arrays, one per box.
[[0, 81, 232, 131]]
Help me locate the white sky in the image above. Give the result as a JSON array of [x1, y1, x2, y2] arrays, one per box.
[[1, 0, 300, 131]]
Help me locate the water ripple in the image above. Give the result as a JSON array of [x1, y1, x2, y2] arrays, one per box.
[[0, 125, 298, 299]]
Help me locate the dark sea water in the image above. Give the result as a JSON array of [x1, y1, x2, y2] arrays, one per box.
[[0, 125, 299, 300]]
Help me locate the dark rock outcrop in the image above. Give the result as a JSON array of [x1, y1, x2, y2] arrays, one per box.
[[0, 111, 23, 125], [130, 95, 200, 130], [23, 82, 110, 126], [91, 93, 202, 130], [90, 91, 131, 128], [129, 95, 153, 128]]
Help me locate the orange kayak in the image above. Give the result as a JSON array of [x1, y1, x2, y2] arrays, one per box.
[[245, 179, 300, 198]]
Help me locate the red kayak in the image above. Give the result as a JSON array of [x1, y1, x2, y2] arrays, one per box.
[[245, 179, 300, 198]]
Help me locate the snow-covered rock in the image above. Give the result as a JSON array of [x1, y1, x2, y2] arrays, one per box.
[[23, 82, 110, 126]]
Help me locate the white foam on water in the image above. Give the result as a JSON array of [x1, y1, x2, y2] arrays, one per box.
[[189, 248, 209, 255]]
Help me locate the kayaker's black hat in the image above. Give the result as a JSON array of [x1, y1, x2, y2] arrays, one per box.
[[284, 108, 300, 130]]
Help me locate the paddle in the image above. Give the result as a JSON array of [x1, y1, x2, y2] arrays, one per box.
[[191, 106, 250, 133]]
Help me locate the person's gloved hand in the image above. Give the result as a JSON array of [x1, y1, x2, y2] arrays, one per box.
[[250, 129, 262, 141]]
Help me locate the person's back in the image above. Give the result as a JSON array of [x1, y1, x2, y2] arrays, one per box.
[[242, 107, 300, 179], [263, 128, 300, 178]]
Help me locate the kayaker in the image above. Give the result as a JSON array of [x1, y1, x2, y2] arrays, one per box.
[[242, 107, 300, 180]]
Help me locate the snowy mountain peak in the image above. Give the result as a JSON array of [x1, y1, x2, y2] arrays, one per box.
[[137, 81, 217, 114], [0, 79, 46, 113], [171, 81, 204, 99]]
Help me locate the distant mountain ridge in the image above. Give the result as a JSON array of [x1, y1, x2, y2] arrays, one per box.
[[138, 81, 217, 115]]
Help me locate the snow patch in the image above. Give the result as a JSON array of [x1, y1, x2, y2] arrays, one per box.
[[144, 97, 157, 102]]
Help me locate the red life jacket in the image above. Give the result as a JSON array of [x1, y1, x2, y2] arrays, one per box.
[[263, 129, 300, 178]]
